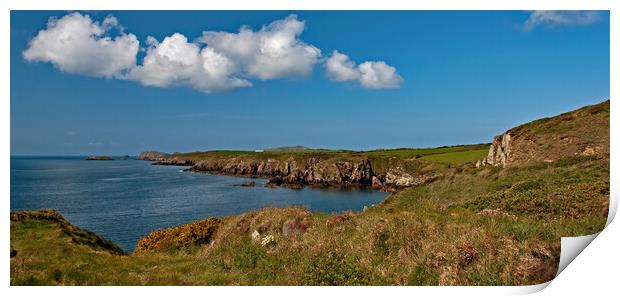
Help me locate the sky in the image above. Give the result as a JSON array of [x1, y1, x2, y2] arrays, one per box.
[[10, 11, 610, 155]]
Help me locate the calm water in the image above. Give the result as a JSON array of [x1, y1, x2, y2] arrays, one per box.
[[10, 156, 387, 251]]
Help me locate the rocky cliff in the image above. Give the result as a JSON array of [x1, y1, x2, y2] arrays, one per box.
[[189, 157, 439, 190], [477, 100, 609, 168], [148, 155, 439, 191]]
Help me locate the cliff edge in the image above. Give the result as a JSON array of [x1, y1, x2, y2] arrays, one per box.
[[478, 100, 609, 167]]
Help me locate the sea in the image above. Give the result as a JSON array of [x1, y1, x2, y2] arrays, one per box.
[[10, 156, 388, 252]]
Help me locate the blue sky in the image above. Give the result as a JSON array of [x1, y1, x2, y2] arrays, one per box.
[[10, 11, 609, 155]]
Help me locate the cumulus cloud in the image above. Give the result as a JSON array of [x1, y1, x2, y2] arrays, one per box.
[[197, 14, 321, 80], [126, 33, 251, 92], [325, 51, 360, 82], [23, 12, 402, 93], [325, 51, 403, 89], [524, 11, 600, 31], [23, 12, 139, 78]]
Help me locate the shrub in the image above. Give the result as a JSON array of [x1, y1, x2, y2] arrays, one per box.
[[135, 218, 221, 253]]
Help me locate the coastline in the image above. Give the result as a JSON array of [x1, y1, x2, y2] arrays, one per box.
[[10, 100, 610, 285]]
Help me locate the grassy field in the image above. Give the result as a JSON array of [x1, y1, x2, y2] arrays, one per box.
[[168, 144, 492, 173], [359, 144, 489, 159], [419, 148, 489, 165], [10, 154, 608, 285]]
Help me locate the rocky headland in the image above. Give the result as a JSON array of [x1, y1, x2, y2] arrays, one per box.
[[137, 150, 170, 161], [144, 154, 443, 192]]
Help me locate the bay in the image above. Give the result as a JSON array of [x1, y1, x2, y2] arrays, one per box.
[[10, 156, 388, 251]]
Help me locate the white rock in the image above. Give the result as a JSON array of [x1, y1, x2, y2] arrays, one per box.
[[251, 230, 261, 242]]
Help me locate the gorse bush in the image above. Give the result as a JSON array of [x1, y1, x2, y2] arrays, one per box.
[[135, 218, 221, 253]]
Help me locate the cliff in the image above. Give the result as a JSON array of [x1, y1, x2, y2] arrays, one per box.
[[179, 156, 441, 191], [478, 100, 610, 167], [139, 146, 488, 191]]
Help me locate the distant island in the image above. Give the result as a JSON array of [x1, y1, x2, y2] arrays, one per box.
[[85, 156, 113, 161]]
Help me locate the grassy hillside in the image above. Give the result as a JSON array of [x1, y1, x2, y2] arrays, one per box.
[[491, 100, 609, 167]]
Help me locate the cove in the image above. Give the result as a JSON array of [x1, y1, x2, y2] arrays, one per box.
[[10, 156, 388, 251]]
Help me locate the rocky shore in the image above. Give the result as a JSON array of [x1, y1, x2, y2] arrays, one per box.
[[144, 155, 441, 192]]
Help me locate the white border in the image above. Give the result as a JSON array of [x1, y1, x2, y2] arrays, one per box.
[[2, 1, 617, 295], [0, 0, 615, 10]]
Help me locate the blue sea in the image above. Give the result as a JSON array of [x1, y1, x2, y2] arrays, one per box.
[[10, 156, 387, 252]]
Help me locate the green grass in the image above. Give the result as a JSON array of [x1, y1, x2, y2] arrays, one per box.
[[420, 148, 489, 165], [358, 144, 490, 159], [11, 154, 608, 286]]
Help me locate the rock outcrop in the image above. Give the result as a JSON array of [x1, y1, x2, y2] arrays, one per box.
[[384, 167, 432, 187], [187, 157, 439, 191], [137, 150, 170, 161], [371, 176, 384, 189], [234, 181, 256, 187], [477, 133, 511, 167], [477, 100, 609, 168], [191, 157, 374, 186]]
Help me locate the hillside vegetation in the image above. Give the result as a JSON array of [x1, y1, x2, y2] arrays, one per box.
[[10, 101, 610, 286], [166, 143, 490, 167]]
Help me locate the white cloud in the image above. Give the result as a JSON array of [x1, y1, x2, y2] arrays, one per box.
[[23, 12, 402, 94], [126, 33, 251, 93], [325, 51, 360, 82], [358, 61, 403, 89], [197, 14, 321, 80], [325, 51, 403, 89], [23, 12, 139, 78], [128, 14, 323, 92], [524, 11, 600, 31]]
